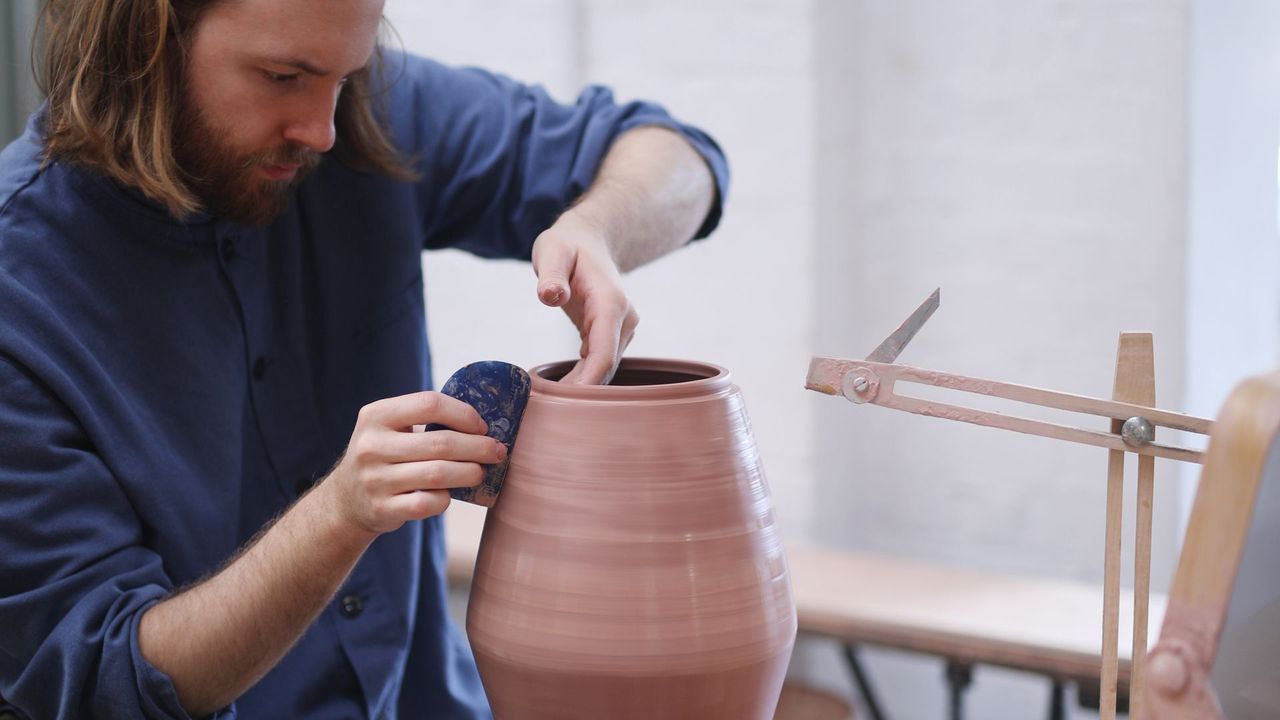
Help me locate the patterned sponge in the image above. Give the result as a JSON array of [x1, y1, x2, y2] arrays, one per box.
[[426, 361, 532, 507]]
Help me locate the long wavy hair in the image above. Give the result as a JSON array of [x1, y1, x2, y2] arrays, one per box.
[[37, 0, 416, 219]]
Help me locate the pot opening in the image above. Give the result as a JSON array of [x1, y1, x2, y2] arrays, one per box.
[[537, 362, 717, 387]]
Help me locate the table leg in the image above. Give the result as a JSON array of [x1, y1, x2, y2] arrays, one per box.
[[1048, 680, 1066, 720], [945, 662, 973, 720], [843, 644, 888, 720]]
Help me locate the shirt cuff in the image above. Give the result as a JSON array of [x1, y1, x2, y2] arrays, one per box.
[[129, 599, 238, 720]]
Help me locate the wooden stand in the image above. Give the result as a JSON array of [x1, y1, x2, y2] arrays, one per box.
[[807, 301, 1215, 716], [1102, 332, 1157, 719]]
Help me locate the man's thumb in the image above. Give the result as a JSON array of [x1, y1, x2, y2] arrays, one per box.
[[534, 246, 574, 307]]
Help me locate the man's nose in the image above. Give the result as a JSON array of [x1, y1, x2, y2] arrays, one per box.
[[282, 94, 338, 154]]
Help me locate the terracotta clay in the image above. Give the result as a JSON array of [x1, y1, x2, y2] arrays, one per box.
[[465, 358, 797, 719]]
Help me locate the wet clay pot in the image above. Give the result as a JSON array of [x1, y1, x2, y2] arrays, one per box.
[[465, 358, 797, 719]]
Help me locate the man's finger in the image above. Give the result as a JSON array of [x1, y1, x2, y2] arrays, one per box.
[[362, 392, 486, 434], [383, 489, 452, 521], [619, 309, 639, 355], [354, 429, 504, 466], [382, 460, 485, 493], [387, 430, 507, 464], [572, 312, 623, 385]]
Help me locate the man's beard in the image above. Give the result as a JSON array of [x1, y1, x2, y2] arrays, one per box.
[[172, 91, 322, 227]]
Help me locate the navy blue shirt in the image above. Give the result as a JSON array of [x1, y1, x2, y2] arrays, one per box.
[[0, 52, 727, 719]]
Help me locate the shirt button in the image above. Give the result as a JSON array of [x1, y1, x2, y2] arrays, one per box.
[[219, 239, 236, 262], [252, 356, 267, 380], [339, 594, 364, 619]]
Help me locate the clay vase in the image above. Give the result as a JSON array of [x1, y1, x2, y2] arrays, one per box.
[[465, 358, 797, 719]]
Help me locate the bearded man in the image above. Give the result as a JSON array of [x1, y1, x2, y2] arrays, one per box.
[[0, 0, 726, 717]]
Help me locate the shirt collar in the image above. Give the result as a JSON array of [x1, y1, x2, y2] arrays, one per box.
[[28, 105, 238, 240]]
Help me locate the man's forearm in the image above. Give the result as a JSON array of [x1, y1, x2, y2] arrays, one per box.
[[135, 389, 499, 715], [565, 126, 715, 272], [137, 483, 375, 716]]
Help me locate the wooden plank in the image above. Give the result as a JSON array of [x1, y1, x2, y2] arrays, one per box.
[[1101, 441, 1125, 720], [785, 545, 1163, 682], [883, 393, 1200, 464], [1101, 332, 1154, 719], [805, 356, 1213, 435], [1126, 335, 1157, 719], [1132, 451, 1155, 718], [805, 356, 1209, 463]]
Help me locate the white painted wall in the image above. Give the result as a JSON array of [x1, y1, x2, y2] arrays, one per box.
[[1182, 0, 1280, 532], [1185, 6, 1280, 711], [805, 2, 1190, 716], [1, 1, 41, 142], [386, 1, 1276, 717]]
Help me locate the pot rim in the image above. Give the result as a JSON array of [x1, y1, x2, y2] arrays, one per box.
[[528, 357, 731, 400]]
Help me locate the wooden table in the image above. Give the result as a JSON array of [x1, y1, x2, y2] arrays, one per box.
[[444, 503, 1165, 719]]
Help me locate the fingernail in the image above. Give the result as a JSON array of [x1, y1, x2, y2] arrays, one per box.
[[495, 442, 508, 460]]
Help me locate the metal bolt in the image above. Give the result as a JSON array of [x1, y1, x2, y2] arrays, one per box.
[[841, 372, 874, 404], [1148, 649, 1189, 696], [1121, 416, 1155, 447]]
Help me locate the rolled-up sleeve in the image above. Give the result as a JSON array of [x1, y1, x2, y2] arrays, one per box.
[[0, 356, 223, 719], [384, 53, 729, 258]]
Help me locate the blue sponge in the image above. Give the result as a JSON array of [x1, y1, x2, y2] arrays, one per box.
[[426, 361, 531, 507]]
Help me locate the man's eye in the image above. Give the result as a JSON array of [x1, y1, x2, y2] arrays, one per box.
[[263, 71, 299, 84]]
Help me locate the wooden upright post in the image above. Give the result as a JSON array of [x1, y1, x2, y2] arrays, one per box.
[[1101, 332, 1156, 719], [1130, 339, 1157, 719]]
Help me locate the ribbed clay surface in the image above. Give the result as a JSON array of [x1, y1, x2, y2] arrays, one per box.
[[466, 358, 797, 719]]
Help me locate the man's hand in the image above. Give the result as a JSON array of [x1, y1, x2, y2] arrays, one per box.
[[529, 126, 715, 385], [320, 391, 508, 534], [532, 211, 639, 385]]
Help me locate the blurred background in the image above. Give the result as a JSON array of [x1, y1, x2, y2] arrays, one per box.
[[3, 1, 1277, 717]]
